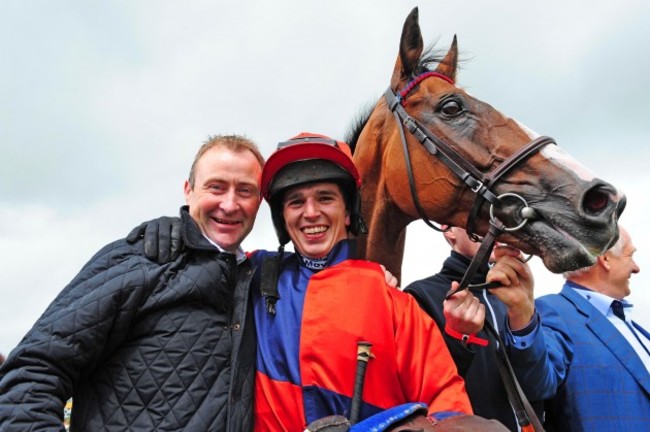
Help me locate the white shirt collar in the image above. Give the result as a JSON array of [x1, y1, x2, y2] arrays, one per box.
[[570, 284, 634, 319], [203, 235, 247, 264]]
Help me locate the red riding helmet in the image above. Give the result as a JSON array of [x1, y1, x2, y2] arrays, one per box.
[[261, 132, 366, 246]]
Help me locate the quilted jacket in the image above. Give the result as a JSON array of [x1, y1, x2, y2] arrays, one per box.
[[0, 207, 256, 431]]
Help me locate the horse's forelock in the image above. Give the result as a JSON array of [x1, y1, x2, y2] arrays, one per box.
[[346, 44, 461, 155], [416, 45, 455, 77]]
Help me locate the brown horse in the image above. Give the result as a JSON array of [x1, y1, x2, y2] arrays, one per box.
[[349, 8, 624, 281]]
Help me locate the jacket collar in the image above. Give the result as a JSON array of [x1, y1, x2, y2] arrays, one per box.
[[179, 206, 241, 262], [560, 283, 650, 393], [440, 251, 489, 285], [296, 239, 354, 271]]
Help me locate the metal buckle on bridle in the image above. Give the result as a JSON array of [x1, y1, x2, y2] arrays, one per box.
[[487, 192, 537, 263], [489, 192, 536, 232], [470, 179, 484, 194]]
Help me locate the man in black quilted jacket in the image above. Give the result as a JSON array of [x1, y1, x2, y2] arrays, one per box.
[[0, 135, 264, 431]]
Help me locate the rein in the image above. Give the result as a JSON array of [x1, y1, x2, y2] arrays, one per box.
[[385, 72, 549, 432]]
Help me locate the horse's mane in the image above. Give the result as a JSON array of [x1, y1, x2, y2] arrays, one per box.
[[346, 45, 455, 154], [345, 103, 375, 154]]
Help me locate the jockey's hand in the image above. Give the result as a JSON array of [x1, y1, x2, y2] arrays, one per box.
[[486, 245, 535, 331], [380, 265, 399, 288], [126, 216, 183, 263], [443, 284, 485, 335]]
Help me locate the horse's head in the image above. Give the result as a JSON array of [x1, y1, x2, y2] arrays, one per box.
[[353, 7, 624, 275]]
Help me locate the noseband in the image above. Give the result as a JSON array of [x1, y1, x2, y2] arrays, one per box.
[[384, 72, 555, 296]]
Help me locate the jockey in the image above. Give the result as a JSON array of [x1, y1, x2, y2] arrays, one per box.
[[250, 132, 480, 431]]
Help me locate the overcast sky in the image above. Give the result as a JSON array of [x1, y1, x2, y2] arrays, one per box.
[[1, 0, 649, 356]]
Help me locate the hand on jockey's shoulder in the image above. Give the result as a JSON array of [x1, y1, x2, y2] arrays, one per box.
[[443, 284, 485, 335], [486, 245, 535, 331], [126, 216, 183, 263], [380, 264, 399, 288]]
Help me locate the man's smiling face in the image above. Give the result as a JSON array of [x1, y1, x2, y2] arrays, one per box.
[[184, 146, 262, 253]]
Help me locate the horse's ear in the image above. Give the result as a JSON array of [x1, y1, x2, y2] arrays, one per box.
[[391, 7, 424, 89], [434, 35, 458, 82]]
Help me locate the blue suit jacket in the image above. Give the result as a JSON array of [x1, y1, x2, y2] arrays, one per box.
[[536, 284, 650, 431]]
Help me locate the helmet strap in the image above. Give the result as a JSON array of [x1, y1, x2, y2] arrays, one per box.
[[260, 244, 284, 315]]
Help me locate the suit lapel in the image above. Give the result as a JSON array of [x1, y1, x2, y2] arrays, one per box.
[[562, 286, 650, 395]]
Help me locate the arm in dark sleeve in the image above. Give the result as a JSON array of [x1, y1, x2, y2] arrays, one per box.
[[405, 281, 476, 377], [0, 240, 157, 430]]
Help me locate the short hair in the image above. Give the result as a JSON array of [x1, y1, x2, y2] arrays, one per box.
[[188, 134, 265, 188]]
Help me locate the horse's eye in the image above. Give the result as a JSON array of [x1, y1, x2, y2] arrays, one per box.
[[439, 99, 464, 117]]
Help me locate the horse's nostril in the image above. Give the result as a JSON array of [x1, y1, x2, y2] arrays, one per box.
[[583, 187, 610, 215]]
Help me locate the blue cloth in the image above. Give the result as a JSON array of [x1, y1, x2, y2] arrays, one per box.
[[350, 403, 428, 432], [536, 283, 650, 431], [569, 281, 650, 370]]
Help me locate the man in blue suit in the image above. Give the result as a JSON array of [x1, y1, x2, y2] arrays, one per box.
[[537, 226, 649, 431]]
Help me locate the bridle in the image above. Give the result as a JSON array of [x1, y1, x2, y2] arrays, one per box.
[[385, 71, 548, 431], [384, 71, 555, 296], [385, 71, 556, 238]]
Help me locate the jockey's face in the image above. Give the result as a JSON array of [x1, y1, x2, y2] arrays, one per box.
[[282, 182, 350, 259]]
